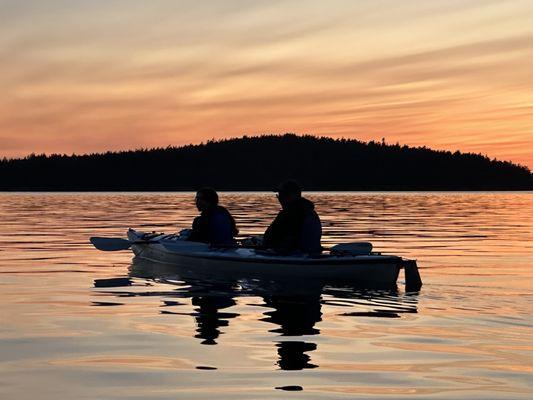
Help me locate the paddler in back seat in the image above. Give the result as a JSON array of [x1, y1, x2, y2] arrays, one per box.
[[263, 180, 322, 255], [188, 187, 238, 246]]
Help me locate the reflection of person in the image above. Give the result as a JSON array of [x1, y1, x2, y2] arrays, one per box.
[[189, 187, 238, 246], [192, 295, 238, 345], [276, 341, 317, 370], [262, 292, 322, 370], [263, 180, 322, 254]]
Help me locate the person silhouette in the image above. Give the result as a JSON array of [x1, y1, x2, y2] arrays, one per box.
[[263, 180, 322, 254], [188, 187, 238, 246]]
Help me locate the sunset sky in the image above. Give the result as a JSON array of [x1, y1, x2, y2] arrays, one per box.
[[1, 0, 532, 168]]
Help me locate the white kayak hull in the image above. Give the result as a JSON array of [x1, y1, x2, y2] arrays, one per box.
[[127, 229, 404, 286]]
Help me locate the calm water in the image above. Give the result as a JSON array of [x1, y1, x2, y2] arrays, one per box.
[[1, 192, 532, 399]]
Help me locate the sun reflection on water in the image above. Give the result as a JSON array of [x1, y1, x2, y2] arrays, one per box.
[[0, 192, 532, 399]]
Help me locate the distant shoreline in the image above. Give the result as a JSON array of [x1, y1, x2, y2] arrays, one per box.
[[1, 134, 531, 191]]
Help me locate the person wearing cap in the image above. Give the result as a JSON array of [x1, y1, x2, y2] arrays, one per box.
[[263, 180, 322, 254], [188, 187, 239, 246]]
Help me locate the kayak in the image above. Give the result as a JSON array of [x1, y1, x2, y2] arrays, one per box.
[[101, 229, 421, 289]]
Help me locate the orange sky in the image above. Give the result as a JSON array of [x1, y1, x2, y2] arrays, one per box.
[[0, 0, 532, 168]]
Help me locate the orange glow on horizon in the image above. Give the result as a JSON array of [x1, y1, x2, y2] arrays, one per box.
[[0, 1, 532, 168]]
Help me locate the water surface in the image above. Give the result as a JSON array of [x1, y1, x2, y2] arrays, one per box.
[[1, 192, 532, 399]]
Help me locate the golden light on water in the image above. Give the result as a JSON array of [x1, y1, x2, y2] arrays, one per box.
[[1, 192, 532, 398]]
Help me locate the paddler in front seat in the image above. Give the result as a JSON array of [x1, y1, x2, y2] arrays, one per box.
[[263, 180, 322, 255], [188, 187, 239, 246]]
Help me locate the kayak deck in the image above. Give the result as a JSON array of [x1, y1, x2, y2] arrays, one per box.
[[126, 229, 411, 287]]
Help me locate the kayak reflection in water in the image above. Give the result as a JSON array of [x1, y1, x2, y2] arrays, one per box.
[[95, 258, 420, 373], [263, 180, 322, 254], [187, 187, 239, 246]]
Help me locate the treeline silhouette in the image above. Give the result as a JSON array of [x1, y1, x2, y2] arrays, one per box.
[[0, 134, 531, 190]]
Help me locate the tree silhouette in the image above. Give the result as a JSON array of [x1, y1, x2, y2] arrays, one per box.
[[0, 134, 531, 190]]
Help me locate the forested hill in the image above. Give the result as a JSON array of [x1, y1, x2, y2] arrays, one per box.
[[0, 134, 531, 190]]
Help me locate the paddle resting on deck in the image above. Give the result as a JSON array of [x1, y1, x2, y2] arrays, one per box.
[[89, 237, 158, 251]]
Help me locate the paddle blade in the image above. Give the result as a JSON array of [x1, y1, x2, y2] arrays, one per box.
[[90, 237, 132, 251]]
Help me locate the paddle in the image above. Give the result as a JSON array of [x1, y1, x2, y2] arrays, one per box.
[[89, 237, 157, 251], [239, 236, 374, 255], [328, 242, 373, 255]]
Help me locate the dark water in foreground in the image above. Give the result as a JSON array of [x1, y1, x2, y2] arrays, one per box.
[[0, 192, 532, 399]]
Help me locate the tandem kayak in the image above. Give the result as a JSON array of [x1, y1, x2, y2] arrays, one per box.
[[90, 229, 422, 290]]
